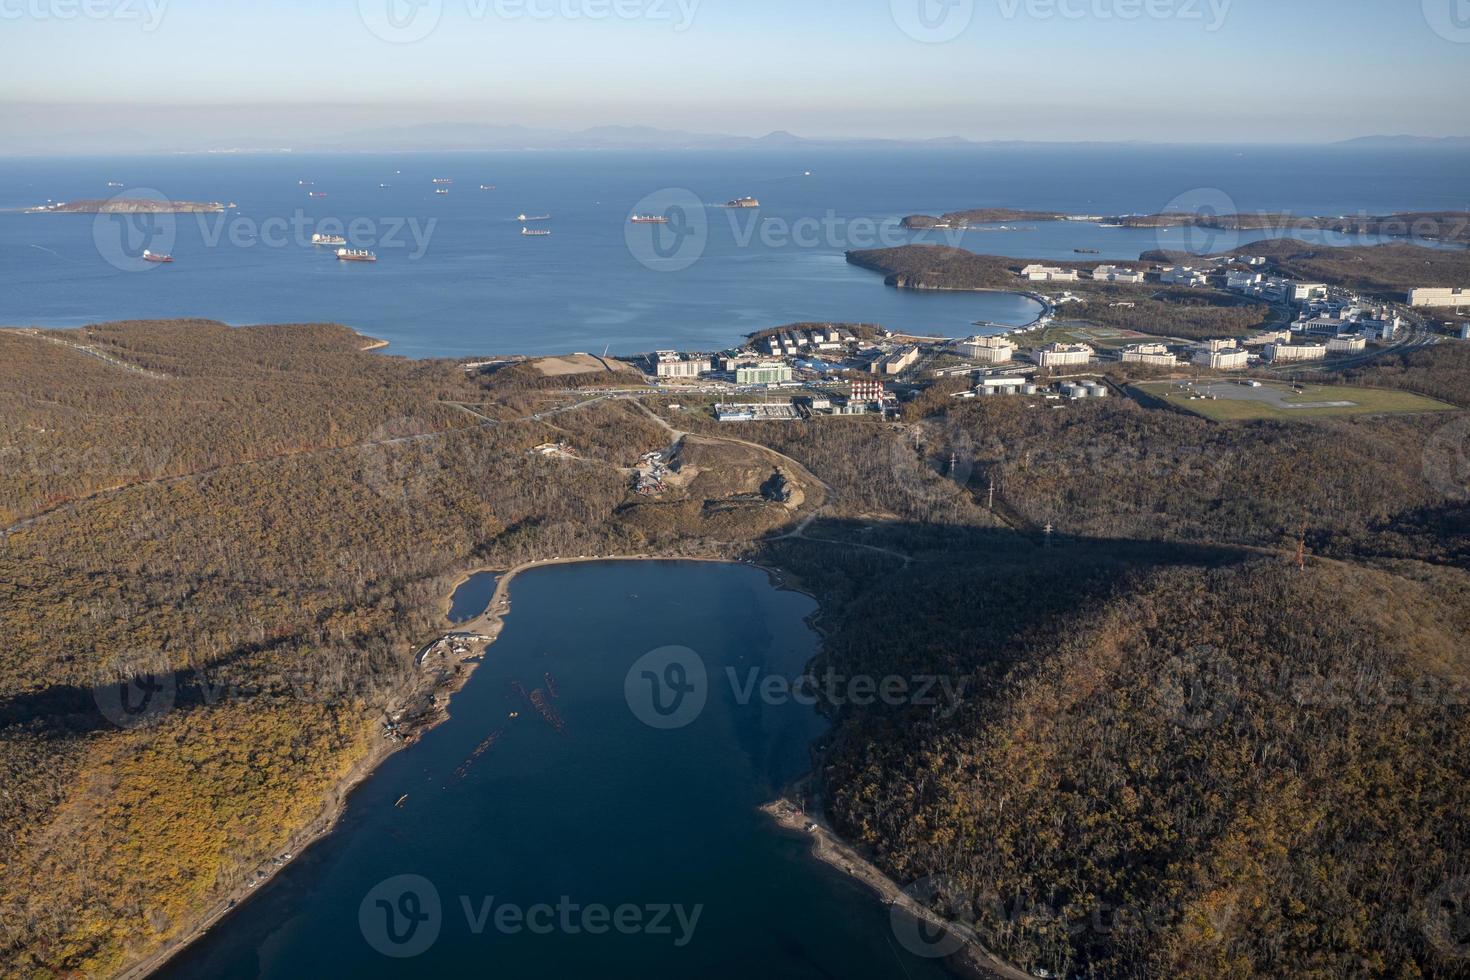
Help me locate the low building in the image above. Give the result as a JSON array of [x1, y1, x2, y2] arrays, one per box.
[[1326, 335, 1369, 354], [1032, 343, 1095, 369], [1289, 282, 1329, 303], [1120, 343, 1180, 367], [1265, 342, 1328, 363], [956, 336, 1016, 364], [1409, 287, 1470, 309], [1226, 271, 1264, 292], [1161, 266, 1210, 287], [1020, 264, 1080, 283], [873, 346, 921, 376], [1193, 346, 1251, 370], [1093, 265, 1147, 284], [1294, 316, 1349, 337], [975, 376, 1031, 395], [735, 362, 794, 385]]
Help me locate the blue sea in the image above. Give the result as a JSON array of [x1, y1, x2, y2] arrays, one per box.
[[1, 145, 1467, 358]]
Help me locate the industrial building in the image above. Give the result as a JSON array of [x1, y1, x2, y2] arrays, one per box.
[[1093, 265, 1147, 284], [1020, 264, 1080, 283], [956, 336, 1016, 364], [1408, 287, 1469, 309], [1033, 342, 1095, 368]]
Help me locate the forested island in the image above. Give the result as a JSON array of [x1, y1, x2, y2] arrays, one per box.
[[1, 320, 1468, 979], [24, 198, 230, 214], [899, 208, 1470, 245]]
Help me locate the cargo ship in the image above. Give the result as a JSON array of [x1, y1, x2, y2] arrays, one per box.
[[480, 184, 496, 191], [521, 228, 551, 237], [435, 188, 449, 195], [106, 181, 123, 188], [630, 214, 669, 224], [723, 196, 760, 208], [517, 213, 551, 222], [311, 233, 347, 246], [336, 248, 377, 262], [432, 178, 453, 185], [308, 191, 327, 198], [142, 250, 173, 264]]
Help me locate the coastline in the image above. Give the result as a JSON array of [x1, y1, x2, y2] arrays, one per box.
[[762, 798, 1033, 980], [124, 552, 796, 979]]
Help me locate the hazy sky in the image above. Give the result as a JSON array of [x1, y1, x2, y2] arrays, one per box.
[[3, 0, 1468, 150]]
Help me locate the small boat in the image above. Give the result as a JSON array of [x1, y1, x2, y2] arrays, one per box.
[[142, 250, 173, 263], [311, 233, 347, 246], [395, 794, 409, 808], [522, 228, 551, 237], [630, 214, 669, 224], [336, 248, 377, 262]]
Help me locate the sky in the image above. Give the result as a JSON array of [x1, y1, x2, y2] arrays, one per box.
[[2, 0, 1468, 151]]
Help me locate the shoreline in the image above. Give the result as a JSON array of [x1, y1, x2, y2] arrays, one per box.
[[125, 552, 799, 979], [761, 798, 1033, 980]]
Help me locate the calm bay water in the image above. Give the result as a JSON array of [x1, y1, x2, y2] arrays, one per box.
[[158, 561, 953, 980], [2, 145, 1467, 357]]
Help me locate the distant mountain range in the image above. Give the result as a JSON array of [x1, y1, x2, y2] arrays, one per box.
[[1332, 135, 1470, 148]]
